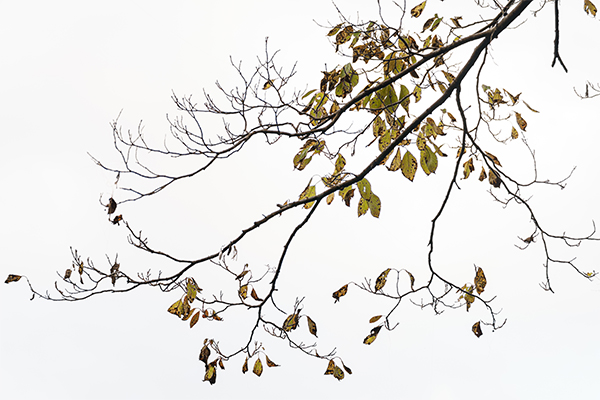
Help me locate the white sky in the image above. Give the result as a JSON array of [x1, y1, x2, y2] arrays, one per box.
[[1, 1, 600, 399]]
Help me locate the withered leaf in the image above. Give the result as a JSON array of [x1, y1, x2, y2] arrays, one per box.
[[333, 365, 345, 381], [265, 355, 279, 367], [332, 284, 348, 303], [64, 269, 72, 280], [375, 268, 391, 291], [203, 364, 217, 385], [324, 360, 335, 375], [253, 358, 263, 377], [199, 345, 211, 365], [474, 267, 487, 295], [250, 288, 263, 302], [369, 315, 382, 324], [283, 313, 300, 332], [242, 357, 249, 374], [107, 198, 117, 215], [484, 151, 502, 167], [306, 316, 318, 337], [472, 321, 483, 338], [363, 325, 382, 345], [190, 311, 200, 328], [5, 274, 22, 284], [489, 169, 502, 188]]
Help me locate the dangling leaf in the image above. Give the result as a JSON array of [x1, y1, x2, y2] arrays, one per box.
[[333, 365, 345, 381], [242, 357, 249, 374], [340, 186, 355, 207], [298, 182, 317, 209], [388, 148, 402, 171], [334, 153, 346, 174], [511, 127, 519, 139], [219, 358, 225, 370], [324, 360, 335, 375], [406, 270, 415, 290], [474, 267, 487, 295], [401, 150, 417, 181], [363, 326, 382, 345], [413, 85, 422, 102], [239, 285, 248, 300], [199, 344, 211, 364], [515, 112, 527, 131], [307, 316, 318, 337], [236, 270, 249, 281], [411, 1, 427, 18], [190, 311, 200, 328], [204, 363, 217, 385], [5, 274, 21, 284], [420, 145, 438, 175], [64, 269, 72, 280], [375, 268, 391, 291], [503, 89, 521, 105], [262, 79, 274, 90], [333, 284, 348, 302], [326, 192, 335, 205], [327, 23, 343, 36], [463, 157, 474, 179], [478, 166, 487, 181], [107, 198, 117, 214], [369, 315, 383, 323], [283, 313, 300, 332], [357, 197, 369, 217], [523, 100, 540, 113], [368, 193, 381, 218], [399, 84, 410, 113], [250, 288, 262, 301], [484, 152, 502, 167], [472, 321, 483, 338], [342, 362, 353, 375], [489, 169, 502, 188], [167, 299, 183, 317], [584, 0, 597, 16], [265, 355, 279, 367], [253, 358, 263, 377]]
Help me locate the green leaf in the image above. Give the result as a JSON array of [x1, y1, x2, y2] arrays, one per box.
[[401, 150, 417, 181], [357, 197, 369, 217], [368, 193, 381, 218], [388, 148, 402, 171], [399, 84, 410, 113], [357, 178, 372, 200], [420, 145, 438, 175]]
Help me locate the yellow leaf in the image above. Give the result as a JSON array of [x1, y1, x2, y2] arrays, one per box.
[[307, 316, 318, 337], [5, 274, 21, 284], [357, 197, 369, 217], [368, 193, 381, 218], [324, 360, 335, 375], [515, 112, 527, 131], [363, 326, 382, 345], [411, 1, 427, 18], [484, 151, 502, 167], [489, 169, 502, 188], [503, 89, 521, 105], [262, 79, 274, 90], [413, 85, 422, 102], [340, 186, 354, 207], [253, 358, 263, 377], [474, 267, 487, 295], [298, 182, 317, 209], [375, 268, 391, 291], [388, 148, 402, 171], [167, 299, 183, 317], [204, 364, 217, 385], [239, 285, 248, 300], [326, 192, 335, 205], [327, 23, 343, 36], [332, 284, 348, 303], [265, 355, 279, 367], [242, 357, 249, 374], [585, 0, 597, 16], [478, 166, 487, 181], [334, 153, 346, 174], [463, 157, 474, 179], [190, 311, 200, 328], [472, 321, 483, 338], [442, 71, 455, 84], [369, 315, 383, 323], [447, 112, 456, 122], [511, 127, 519, 139], [333, 365, 345, 381], [283, 313, 300, 332], [186, 277, 200, 302], [401, 150, 417, 181], [420, 145, 438, 175]]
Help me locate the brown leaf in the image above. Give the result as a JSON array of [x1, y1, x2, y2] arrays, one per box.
[[363, 326, 382, 345], [515, 112, 527, 131], [283, 313, 300, 332], [265, 355, 279, 367], [306, 316, 318, 337], [332, 284, 348, 303], [324, 360, 335, 375], [253, 358, 263, 377], [5, 274, 22, 284], [369, 315, 383, 323], [375, 268, 391, 291], [484, 151, 502, 167], [107, 198, 117, 214], [242, 357, 249, 374], [474, 267, 487, 295], [250, 288, 263, 302], [472, 321, 483, 338], [478, 166, 487, 181], [190, 311, 200, 328], [199, 345, 211, 365], [333, 365, 345, 381], [64, 269, 72, 280], [203, 364, 217, 385], [488, 169, 502, 188]]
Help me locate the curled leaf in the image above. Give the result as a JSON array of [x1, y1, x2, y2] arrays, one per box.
[[242, 357, 249, 374], [265, 355, 279, 367], [333, 284, 348, 303], [307, 316, 318, 337], [474, 267, 487, 295], [324, 360, 335, 375], [283, 313, 300, 332], [364, 325, 382, 345], [5, 274, 21, 284], [472, 321, 483, 338], [375, 268, 391, 291], [203, 364, 217, 385], [107, 198, 117, 214], [411, 1, 427, 18]]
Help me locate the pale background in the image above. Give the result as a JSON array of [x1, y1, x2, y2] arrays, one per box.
[[1, 1, 599, 399]]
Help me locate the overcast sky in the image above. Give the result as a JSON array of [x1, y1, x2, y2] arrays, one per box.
[[2, 1, 600, 399]]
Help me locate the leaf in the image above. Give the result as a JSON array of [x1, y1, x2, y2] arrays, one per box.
[[302, 89, 317, 99], [585, 0, 597, 16], [204, 364, 217, 385], [219, 358, 225, 370], [342, 362, 353, 375], [422, 16, 435, 32], [298, 182, 317, 209], [399, 84, 410, 113], [411, 1, 426, 18], [111, 215, 123, 225], [265, 355, 279, 367], [199, 344, 211, 365], [406, 270, 415, 290], [442, 71, 455, 84], [324, 360, 335, 375], [250, 288, 263, 302], [357, 178, 372, 200], [413, 85, 422, 103], [375, 268, 391, 291], [472, 321, 483, 338], [478, 166, 487, 181], [190, 311, 200, 328], [5, 274, 21, 284], [474, 267, 487, 295], [333, 365, 345, 381], [327, 23, 343, 36], [420, 145, 438, 175], [463, 157, 474, 179], [484, 152, 502, 167], [326, 192, 335, 205], [447, 112, 456, 122], [523, 100, 540, 113], [503, 89, 521, 105], [431, 15, 443, 31], [451, 16, 462, 27], [64, 269, 72, 280], [307, 316, 318, 337], [340, 186, 355, 207], [253, 358, 263, 377], [388, 148, 402, 172], [242, 357, 249, 374], [511, 127, 519, 139], [334, 153, 346, 174], [239, 284, 248, 300], [283, 313, 300, 332], [186, 277, 200, 302], [167, 299, 183, 317], [236, 270, 249, 281], [368, 193, 381, 218], [107, 198, 117, 214], [515, 112, 527, 131], [333, 284, 348, 303], [363, 325, 382, 345], [357, 197, 369, 217], [369, 315, 383, 323], [489, 169, 502, 188], [482, 84, 491, 92], [262, 79, 274, 90], [401, 150, 417, 181]]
